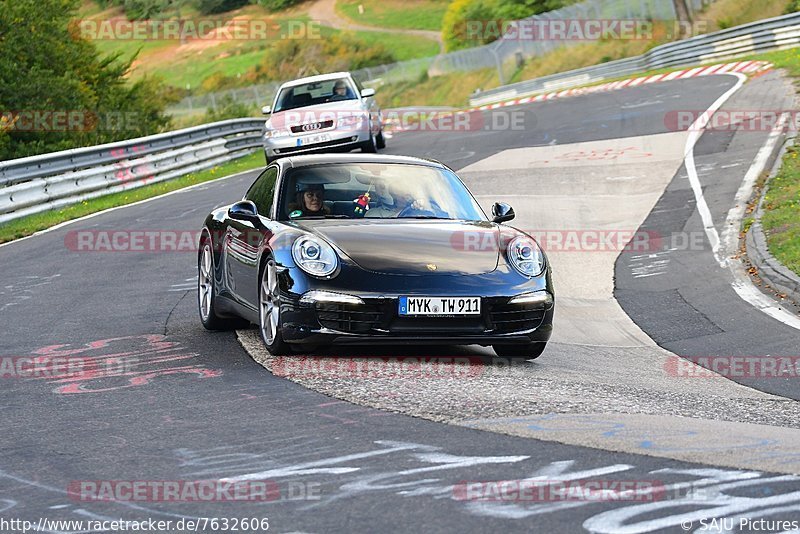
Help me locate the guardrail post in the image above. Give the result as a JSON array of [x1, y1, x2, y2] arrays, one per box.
[[489, 47, 505, 85]]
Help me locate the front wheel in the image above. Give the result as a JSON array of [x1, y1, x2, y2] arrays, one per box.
[[361, 129, 377, 153], [259, 258, 291, 354], [376, 130, 386, 149], [493, 343, 547, 359]]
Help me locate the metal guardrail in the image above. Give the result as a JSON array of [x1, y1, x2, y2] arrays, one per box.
[[0, 118, 264, 225], [469, 11, 800, 106]]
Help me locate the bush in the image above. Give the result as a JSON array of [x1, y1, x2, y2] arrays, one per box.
[[255, 0, 302, 12], [442, 0, 574, 51], [203, 96, 254, 122], [785, 0, 800, 13], [196, 0, 249, 14], [0, 0, 173, 160], [245, 32, 395, 82]]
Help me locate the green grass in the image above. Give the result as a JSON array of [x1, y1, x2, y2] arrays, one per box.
[[754, 47, 800, 276], [80, 1, 438, 91], [336, 0, 448, 31], [345, 28, 440, 61], [0, 151, 264, 244]]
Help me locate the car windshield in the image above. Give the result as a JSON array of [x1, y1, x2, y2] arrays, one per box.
[[279, 163, 487, 221], [273, 78, 358, 113]]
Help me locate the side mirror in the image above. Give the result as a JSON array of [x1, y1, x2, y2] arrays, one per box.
[[261, 105, 272, 115], [228, 200, 260, 224], [360, 88, 376, 98], [492, 202, 515, 223]]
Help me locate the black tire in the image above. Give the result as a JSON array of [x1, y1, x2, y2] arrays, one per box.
[[198, 236, 247, 330], [376, 130, 386, 149], [264, 150, 274, 164], [259, 257, 291, 355], [361, 130, 378, 153], [493, 343, 547, 359]]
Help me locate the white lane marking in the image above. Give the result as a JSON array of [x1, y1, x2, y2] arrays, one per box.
[[682, 72, 747, 260], [722, 117, 800, 330], [720, 115, 787, 261], [0, 166, 261, 250], [683, 74, 800, 331]]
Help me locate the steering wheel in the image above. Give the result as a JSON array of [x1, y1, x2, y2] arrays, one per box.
[[397, 204, 437, 218]]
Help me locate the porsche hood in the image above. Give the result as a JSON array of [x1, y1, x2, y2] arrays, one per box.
[[300, 220, 504, 275]]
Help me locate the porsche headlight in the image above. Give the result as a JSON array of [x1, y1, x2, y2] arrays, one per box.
[[292, 235, 338, 277], [507, 236, 545, 277]]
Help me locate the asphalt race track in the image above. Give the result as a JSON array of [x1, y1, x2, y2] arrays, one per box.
[[2, 71, 800, 533]]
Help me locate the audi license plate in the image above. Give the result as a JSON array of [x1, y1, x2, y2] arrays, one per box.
[[398, 296, 481, 316], [297, 133, 331, 146]]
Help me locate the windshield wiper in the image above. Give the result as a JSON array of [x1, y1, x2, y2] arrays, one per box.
[[401, 216, 451, 220], [323, 214, 352, 219]]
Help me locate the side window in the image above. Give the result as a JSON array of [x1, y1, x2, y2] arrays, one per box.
[[246, 166, 278, 218]]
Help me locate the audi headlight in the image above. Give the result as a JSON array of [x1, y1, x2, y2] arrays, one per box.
[[264, 128, 290, 139], [337, 114, 365, 128], [507, 236, 545, 277], [292, 235, 338, 277]]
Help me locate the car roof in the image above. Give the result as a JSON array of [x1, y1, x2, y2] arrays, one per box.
[[279, 72, 353, 89], [278, 153, 447, 170]]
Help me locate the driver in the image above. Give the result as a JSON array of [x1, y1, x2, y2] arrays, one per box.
[[330, 80, 349, 101], [288, 183, 329, 217], [364, 179, 397, 218], [394, 183, 449, 218]]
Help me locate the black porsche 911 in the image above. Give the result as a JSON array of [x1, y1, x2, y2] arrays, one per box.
[[198, 154, 554, 358]]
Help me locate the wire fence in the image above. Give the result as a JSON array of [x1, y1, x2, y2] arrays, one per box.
[[167, 0, 714, 116]]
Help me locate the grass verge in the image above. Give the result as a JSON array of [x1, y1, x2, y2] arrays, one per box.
[[756, 49, 800, 276], [336, 0, 448, 31], [0, 151, 264, 244]]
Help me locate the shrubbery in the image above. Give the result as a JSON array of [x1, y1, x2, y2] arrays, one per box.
[[0, 0, 173, 160], [443, 0, 574, 51], [197, 0, 250, 14], [203, 96, 254, 122], [197, 32, 395, 91], [249, 33, 395, 81], [101, 0, 302, 18]]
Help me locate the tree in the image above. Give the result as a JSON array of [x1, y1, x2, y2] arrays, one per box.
[[0, 0, 173, 160]]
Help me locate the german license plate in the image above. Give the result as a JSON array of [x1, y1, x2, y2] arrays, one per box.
[[398, 296, 481, 316], [297, 133, 331, 146]]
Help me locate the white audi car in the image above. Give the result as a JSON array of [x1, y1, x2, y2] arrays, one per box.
[[261, 72, 385, 163]]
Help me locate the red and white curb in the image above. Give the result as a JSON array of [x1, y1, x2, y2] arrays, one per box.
[[383, 60, 773, 134], [470, 60, 773, 111]]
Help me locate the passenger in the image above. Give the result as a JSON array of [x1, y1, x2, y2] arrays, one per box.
[[288, 183, 330, 218]]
